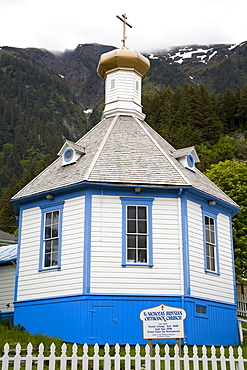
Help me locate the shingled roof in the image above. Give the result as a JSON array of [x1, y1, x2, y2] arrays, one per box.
[[12, 115, 238, 208]]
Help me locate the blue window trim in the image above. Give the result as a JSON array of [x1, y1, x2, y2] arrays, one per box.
[[120, 197, 154, 267], [64, 148, 74, 162], [187, 154, 194, 168], [39, 201, 64, 271], [202, 207, 220, 275], [195, 303, 208, 318]]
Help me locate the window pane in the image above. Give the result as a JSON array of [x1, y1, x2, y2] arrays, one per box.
[[127, 220, 136, 233], [44, 253, 51, 267], [138, 206, 146, 219], [45, 225, 51, 239], [45, 240, 51, 253], [52, 239, 58, 252], [53, 211, 59, 225], [127, 249, 136, 262], [52, 224, 58, 238], [127, 235, 136, 248], [138, 249, 147, 263], [127, 206, 136, 219], [138, 220, 147, 233], [138, 235, 147, 249], [45, 212, 52, 225], [52, 252, 58, 266]]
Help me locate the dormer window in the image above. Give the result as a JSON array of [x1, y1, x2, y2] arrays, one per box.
[[64, 148, 74, 163], [57, 140, 86, 167], [172, 146, 199, 172], [187, 154, 195, 169]]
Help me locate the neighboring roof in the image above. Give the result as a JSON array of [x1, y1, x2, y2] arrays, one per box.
[[0, 244, 17, 263], [0, 230, 18, 244], [12, 115, 238, 208]]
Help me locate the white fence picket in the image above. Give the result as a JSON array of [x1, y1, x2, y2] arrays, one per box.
[[1, 342, 247, 369]]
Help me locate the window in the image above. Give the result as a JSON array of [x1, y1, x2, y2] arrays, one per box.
[[127, 205, 147, 263], [39, 202, 64, 271], [203, 211, 219, 274], [196, 305, 207, 315], [195, 304, 208, 318], [121, 197, 154, 267]]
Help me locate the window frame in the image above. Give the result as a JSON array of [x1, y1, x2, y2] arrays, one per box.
[[39, 201, 64, 271], [195, 303, 208, 318], [121, 197, 154, 267], [202, 209, 220, 275]]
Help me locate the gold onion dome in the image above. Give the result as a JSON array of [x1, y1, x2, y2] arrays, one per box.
[[97, 47, 150, 80]]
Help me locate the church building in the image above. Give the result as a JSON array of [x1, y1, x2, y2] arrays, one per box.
[[11, 17, 240, 345]]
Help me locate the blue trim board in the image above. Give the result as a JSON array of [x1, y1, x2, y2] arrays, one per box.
[[12, 181, 239, 217], [180, 192, 190, 296], [83, 191, 92, 294], [14, 294, 239, 346]]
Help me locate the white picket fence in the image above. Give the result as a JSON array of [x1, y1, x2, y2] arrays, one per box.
[[1, 342, 247, 370]]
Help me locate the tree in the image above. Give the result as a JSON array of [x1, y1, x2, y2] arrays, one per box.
[[205, 160, 247, 282]]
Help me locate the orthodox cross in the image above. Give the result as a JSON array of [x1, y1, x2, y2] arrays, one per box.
[[116, 13, 132, 48]]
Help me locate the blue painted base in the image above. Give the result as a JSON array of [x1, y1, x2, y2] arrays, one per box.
[[14, 294, 239, 346]]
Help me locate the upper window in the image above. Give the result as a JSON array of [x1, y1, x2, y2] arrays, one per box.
[[121, 197, 154, 267], [39, 202, 64, 271], [203, 212, 219, 274], [127, 205, 148, 263]]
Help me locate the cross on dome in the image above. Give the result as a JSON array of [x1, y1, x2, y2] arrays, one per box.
[[116, 13, 132, 48]]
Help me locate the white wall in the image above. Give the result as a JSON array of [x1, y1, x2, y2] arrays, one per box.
[[0, 264, 15, 312], [90, 195, 183, 295], [188, 200, 235, 304], [17, 196, 85, 301]]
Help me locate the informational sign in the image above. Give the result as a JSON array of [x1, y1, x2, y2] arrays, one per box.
[[140, 304, 186, 339]]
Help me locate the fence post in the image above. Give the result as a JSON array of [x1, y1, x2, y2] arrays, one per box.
[[25, 343, 33, 370], [72, 343, 78, 370], [192, 345, 199, 370], [114, 343, 121, 370], [237, 346, 245, 370], [60, 343, 67, 370], [37, 343, 44, 370], [48, 343, 56, 370], [2, 343, 10, 370], [93, 343, 99, 370], [14, 343, 21, 370], [82, 343, 88, 370], [125, 344, 131, 370], [164, 344, 170, 370], [154, 344, 161, 370], [135, 344, 141, 370], [103, 343, 111, 370]]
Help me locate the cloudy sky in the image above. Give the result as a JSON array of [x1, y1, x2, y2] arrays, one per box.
[[0, 0, 246, 53]]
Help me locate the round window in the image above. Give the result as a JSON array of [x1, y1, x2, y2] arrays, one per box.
[[187, 154, 194, 168], [64, 148, 74, 162]]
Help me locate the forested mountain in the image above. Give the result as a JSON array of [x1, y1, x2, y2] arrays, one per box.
[[1, 41, 247, 280]]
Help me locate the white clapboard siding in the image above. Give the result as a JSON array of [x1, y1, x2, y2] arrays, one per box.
[[0, 264, 16, 312], [17, 196, 85, 301], [90, 195, 183, 295], [188, 200, 234, 303], [105, 70, 141, 104]]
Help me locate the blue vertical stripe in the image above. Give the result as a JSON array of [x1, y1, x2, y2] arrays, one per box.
[[83, 191, 92, 293], [181, 192, 191, 296], [14, 208, 23, 302]]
